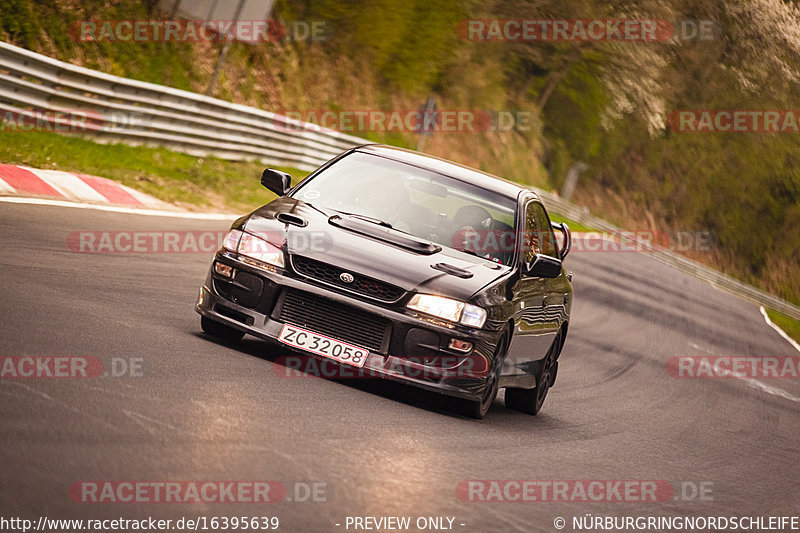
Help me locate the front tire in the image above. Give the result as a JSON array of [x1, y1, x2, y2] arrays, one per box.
[[505, 329, 562, 415], [459, 334, 507, 419], [201, 316, 245, 343]]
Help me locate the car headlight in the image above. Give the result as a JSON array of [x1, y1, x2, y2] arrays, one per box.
[[223, 229, 242, 252], [239, 231, 285, 268], [223, 229, 285, 269], [407, 294, 487, 328]]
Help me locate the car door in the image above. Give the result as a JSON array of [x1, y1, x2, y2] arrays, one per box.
[[530, 202, 569, 335], [502, 200, 563, 383]]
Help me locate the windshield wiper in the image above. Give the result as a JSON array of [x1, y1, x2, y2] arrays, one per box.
[[295, 202, 393, 228], [333, 210, 393, 228]]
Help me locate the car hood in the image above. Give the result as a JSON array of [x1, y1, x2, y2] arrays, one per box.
[[240, 197, 511, 302]]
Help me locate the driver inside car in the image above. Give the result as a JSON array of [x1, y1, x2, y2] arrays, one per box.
[[451, 205, 515, 265]]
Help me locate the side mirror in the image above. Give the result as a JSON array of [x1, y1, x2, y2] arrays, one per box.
[[525, 254, 562, 278], [551, 221, 572, 260], [261, 168, 292, 196]]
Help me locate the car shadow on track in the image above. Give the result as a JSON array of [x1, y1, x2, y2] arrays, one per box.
[[194, 332, 564, 425]]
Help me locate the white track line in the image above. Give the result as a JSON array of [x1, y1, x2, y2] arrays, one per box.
[[0, 195, 237, 220], [760, 306, 800, 354], [688, 338, 800, 405], [737, 375, 800, 405]]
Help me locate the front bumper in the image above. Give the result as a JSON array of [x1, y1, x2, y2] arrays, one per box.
[[196, 250, 500, 401]]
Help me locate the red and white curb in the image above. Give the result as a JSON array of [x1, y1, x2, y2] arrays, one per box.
[[0, 163, 171, 209], [0, 163, 235, 219]]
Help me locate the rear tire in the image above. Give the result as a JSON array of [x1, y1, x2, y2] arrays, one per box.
[[505, 329, 562, 415], [201, 316, 245, 343]]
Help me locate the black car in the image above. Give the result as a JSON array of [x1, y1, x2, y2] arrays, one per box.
[[196, 144, 573, 418]]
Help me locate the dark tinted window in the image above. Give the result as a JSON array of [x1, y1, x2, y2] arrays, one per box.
[[291, 152, 517, 264], [524, 202, 557, 262]]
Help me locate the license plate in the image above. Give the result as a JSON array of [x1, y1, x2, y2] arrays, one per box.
[[278, 324, 369, 368]]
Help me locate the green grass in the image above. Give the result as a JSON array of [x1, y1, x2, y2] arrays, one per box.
[[548, 213, 598, 233], [0, 130, 308, 212], [766, 309, 800, 345], [0, 129, 594, 230]]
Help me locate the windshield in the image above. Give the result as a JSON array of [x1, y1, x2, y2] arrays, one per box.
[[290, 152, 518, 265]]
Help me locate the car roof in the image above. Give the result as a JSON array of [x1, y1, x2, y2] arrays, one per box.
[[354, 144, 535, 202]]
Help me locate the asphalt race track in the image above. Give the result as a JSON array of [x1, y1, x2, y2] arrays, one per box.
[[1, 201, 798, 532]]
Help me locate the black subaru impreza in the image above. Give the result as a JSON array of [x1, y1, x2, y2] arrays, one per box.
[[196, 144, 573, 418]]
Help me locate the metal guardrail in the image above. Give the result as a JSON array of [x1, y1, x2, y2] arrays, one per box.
[[1, 40, 799, 322], [0, 40, 366, 172], [533, 187, 800, 321]]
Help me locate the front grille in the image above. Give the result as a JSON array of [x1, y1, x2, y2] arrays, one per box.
[[277, 289, 390, 352], [290, 255, 405, 302]]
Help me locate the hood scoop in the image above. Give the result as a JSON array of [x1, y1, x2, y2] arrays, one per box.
[[276, 212, 308, 227], [328, 215, 442, 255], [431, 262, 474, 279]]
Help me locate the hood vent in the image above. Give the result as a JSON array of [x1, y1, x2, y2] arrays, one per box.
[[431, 263, 474, 279], [328, 215, 441, 255], [276, 212, 308, 227]]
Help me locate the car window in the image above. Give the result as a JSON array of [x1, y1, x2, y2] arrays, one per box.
[[290, 152, 517, 264], [524, 202, 558, 262]]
